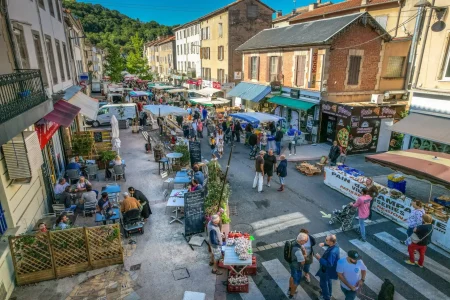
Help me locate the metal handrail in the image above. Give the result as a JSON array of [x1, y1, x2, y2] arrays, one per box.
[[0, 69, 47, 124]]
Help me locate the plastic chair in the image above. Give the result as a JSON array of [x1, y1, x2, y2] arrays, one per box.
[[66, 169, 80, 184], [161, 171, 173, 189], [83, 201, 97, 217], [159, 157, 169, 174], [113, 165, 126, 182], [86, 164, 99, 181], [52, 204, 66, 215]]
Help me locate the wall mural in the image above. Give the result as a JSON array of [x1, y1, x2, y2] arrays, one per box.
[[409, 137, 450, 154]]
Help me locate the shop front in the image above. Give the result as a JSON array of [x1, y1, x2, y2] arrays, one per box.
[[320, 101, 406, 155]]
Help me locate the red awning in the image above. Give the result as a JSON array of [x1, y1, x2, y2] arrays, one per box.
[[44, 100, 80, 127], [366, 149, 450, 188]]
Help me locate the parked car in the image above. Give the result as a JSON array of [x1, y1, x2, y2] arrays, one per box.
[[86, 103, 138, 127]]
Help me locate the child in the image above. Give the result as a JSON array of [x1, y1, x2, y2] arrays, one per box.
[[210, 135, 218, 159], [218, 138, 224, 158]]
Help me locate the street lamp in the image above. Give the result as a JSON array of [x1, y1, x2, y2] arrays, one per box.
[[414, 0, 432, 7]]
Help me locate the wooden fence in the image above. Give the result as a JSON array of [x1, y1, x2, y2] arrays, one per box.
[[9, 224, 123, 285]]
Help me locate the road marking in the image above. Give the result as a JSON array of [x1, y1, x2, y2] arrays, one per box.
[[262, 259, 312, 299], [375, 232, 450, 283], [396, 227, 450, 259], [240, 276, 265, 300], [350, 239, 449, 300], [309, 257, 349, 300], [321, 211, 331, 218], [328, 246, 406, 300]]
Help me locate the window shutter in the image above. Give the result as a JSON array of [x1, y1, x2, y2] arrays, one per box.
[[438, 34, 450, 80], [218, 46, 220, 60], [348, 55, 362, 85], [256, 57, 260, 80], [248, 57, 252, 80], [296, 56, 306, 87], [266, 57, 270, 82], [277, 56, 283, 81]]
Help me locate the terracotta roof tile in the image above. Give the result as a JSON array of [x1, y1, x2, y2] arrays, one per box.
[[289, 0, 397, 22]]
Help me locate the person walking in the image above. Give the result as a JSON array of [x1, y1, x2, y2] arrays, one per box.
[[287, 233, 306, 299], [253, 150, 265, 193], [401, 200, 425, 244], [366, 178, 379, 222], [352, 188, 372, 242], [207, 215, 223, 275], [275, 127, 284, 155], [404, 214, 433, 268], [315, 234, 340, 300], [289, 131, 299, 156], [209, 135, 218, 160], [263, 149, 277, 187], [234, 120, 242, 143], [197, 120, 203, 138], [328, 141, 341, 166], [337, 250, 367, 300], [276, 155, 288, 192], [297, 229, 316, 284]]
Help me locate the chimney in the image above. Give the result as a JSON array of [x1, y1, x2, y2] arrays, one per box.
[[276, 10, 282, 17], [317, 0, 321, 3], [308, 3, 317, 11], [292, 9, 296, 14], [361, 0, 367, 4]]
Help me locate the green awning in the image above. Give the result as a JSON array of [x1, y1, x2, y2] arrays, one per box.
[[269, 96, 316, 110]]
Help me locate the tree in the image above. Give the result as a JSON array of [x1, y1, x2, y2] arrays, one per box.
[[104, 42, 125, 83], [126, 33, 152, 80]]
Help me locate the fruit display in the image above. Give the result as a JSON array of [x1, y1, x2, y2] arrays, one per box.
[[228, 274, 248, 286], [387, 173, 405, 182], [390, 189, 403, 199], [226, 232, 252, 260]]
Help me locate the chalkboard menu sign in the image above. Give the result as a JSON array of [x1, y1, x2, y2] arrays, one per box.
[[184, 190, 205, 236], [94, 132, 103, 143], [189, 141, 202, 167]]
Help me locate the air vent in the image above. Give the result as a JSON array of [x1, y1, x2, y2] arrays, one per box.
[[2, 131, 43, 182]]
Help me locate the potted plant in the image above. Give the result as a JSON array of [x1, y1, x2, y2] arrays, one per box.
[[99, 150, 116, 177], [72, 133, 94, 158], [117, 105, 129, 129]]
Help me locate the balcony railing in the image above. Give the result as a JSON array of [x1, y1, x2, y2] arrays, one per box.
[[0, 69, 47, 124]]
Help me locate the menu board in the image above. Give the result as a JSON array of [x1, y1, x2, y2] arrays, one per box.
[[94, 132, 103, 143], [189, 141, 202, 167], [184, 190, 205, 236]]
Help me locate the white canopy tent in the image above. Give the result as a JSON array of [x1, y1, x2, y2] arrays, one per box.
[[153, 85, 175, 90], [196, 87, 221, 96], [167, 88, 188, 93], [143, 105, 189, 117], [191, 98, 230, 105]]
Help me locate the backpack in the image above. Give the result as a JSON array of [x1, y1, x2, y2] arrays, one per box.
[[284, 240, 298, 263], [378, 279, 395, 300]]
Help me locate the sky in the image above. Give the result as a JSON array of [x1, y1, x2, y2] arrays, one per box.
[[78, 0, 344, 26]]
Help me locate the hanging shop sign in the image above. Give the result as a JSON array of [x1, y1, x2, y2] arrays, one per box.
[[234, 71, 242, 80], [290, 89, 300, 99], [270, 81, 282, 94], [79, 73, 89, 81], [35, 120, 60, 150]]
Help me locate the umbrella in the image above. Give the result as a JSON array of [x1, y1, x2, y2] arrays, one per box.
[[143, 105, 189, 117], [110, 115, 121, 155]]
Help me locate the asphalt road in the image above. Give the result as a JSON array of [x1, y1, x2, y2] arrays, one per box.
[[195, 136, 450, 300]]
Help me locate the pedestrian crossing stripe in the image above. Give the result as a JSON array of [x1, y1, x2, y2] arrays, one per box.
[[241, 231, 449, 300]]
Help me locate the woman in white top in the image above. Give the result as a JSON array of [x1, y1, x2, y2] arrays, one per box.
[[114, 155, 122, 166]]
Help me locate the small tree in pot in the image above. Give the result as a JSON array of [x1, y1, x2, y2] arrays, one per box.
[[100, 150, 116, 177], [117, 105, 129, 129]]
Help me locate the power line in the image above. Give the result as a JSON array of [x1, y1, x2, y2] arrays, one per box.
[[76, 1, 221, 12], [333, 12, 419, 50]]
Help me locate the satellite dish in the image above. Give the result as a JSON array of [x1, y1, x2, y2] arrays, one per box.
[[431, 21, 446, 32]]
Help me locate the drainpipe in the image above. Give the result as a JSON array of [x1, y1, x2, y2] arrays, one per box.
[[412, 0, 435, 89], [404, 7, 426, 91], [1, 0, 20, 69], [393, 0, 404, 38]]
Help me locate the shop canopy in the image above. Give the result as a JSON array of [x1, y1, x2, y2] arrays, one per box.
[[196, 87, 221, 96], [152, 85, 175, 90], [69, 92, 99, 120], [129, 91, 152, 97], [143, 105, 189, 117], [167, 88, 188, 93], [230, 112, 285, 125], [227, 82, 271, 102], [365, 149, 450, 188], [269, 96, 316, 111], [190, 98, 230, 106], [43, 100, 80, 127], [390, 113, 450, 146]]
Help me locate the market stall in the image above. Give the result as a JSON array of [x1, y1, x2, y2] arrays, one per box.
[[323, 149, 450, 253], [143, 105, 188, 135], [129, 91, 152, 98]]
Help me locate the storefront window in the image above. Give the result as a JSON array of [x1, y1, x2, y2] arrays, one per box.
[[409, 137, 450, 154]]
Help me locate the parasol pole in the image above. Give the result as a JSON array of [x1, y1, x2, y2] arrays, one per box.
[[217, 142, 234, 213]]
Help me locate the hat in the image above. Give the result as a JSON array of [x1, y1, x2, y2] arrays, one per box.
[[347, 250, 361, 260], [259, 150, 266, 155]]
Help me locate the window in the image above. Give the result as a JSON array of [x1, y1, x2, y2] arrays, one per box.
[[295, 55, 306, 87], [62, 43, 71, 80], [45, 36, 58, 84], [384, 56, 405, 78], [217, 69, 226, 83], [55, 0, 61, 21], [38, 0, 45, 9], [48, 0, 55, 16], [443, 38, 450, 80], [250, 56, 259, 80], [202, 27, 210, 40], [13, 26, 30, 69], [218, 23, 223, 38], [247, 5, 259, 19], [202, 67, 211, 80], [230, 10, 240, 24], [269, 56, 279, 82], [374, 15, 388, 30], [195, 25, 199, 35], [186, 43, 189, 54], [191, 26, 193, 36], [347, 55, 362, 85], [191, 43, 194, 53], [33, 32, 48, 86], [184, 44, 186, 54], [55, 40, 65, 81], [218, 46, 224, 61], [200, 47, 210, 59], [188, 62, 191, 69]]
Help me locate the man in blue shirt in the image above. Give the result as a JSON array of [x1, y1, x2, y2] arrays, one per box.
[[67, 158, 81, 174], [315, 234, 340, 300], [193, 165, 204, 185]]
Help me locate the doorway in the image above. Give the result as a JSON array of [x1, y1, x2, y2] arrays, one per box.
[[376, 118, 393, 152]]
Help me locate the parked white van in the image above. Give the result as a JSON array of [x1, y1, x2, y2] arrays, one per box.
[[87, 103, 138, 127]]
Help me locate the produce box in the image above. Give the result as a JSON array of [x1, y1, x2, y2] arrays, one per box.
[[387, 180, 406, 194], [434, 196, 450, 207], [227, 271, 249, 293]]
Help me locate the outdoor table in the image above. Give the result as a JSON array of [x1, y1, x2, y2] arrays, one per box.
[[174, 176, 191, 186], [170, 189, 188, 198], [95, 207, 120, 225], [166, 197, 184, 224], [166, 152, 183, 165], [223, 245, 253, 275], [33, 214, 77, 231], [176, 170, 189, 177], [101, 185, 121, 204]]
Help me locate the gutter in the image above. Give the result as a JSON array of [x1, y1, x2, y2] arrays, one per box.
[[1, 0, 20, 69]]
